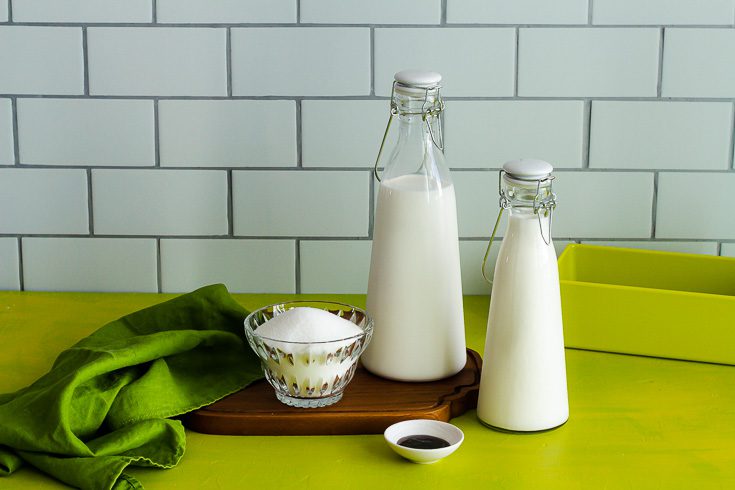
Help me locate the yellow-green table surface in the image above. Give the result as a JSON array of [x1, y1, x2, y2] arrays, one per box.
[[1, 292, 734, 489]]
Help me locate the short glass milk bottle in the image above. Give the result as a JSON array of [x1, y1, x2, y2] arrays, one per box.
[[477, 159, 569, 432], [361, 70, 466, 382]]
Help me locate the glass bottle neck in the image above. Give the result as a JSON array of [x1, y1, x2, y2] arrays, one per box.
[[502, 176, 554, 210], [393, 90, 441, 140], [500, 174, 556, 244], [380, 90, 449, 186], [393, 89, 440, 116]]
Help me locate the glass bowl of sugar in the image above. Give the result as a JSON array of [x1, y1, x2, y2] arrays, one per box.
[[244, 301, 373, 408]]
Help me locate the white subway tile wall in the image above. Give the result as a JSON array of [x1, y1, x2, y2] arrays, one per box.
[[656, 173, 735, 240], [22, 237, 158, 292], [156, 0, 296, 24], [300, 240, 372, 294], [662, 29, 735, 98], [518, 28, 660, 97], [0, 238, 20, 290], [12, 0, 153, 23], [18, 98, 155, 166], [445, 101, 585, 168], [0, 26, 83, 95], [87, 27, 227, 96], [722, 244, 735, 257], [453, 171, 501, 238], [0, 169, 89, 234], [592, 0, 735, 26], [589, 101, 733, 170], [301, 0, 441, 24], [158, 100, 297, 167], [447, 0, 588, 25], [232, 170, 369, 237], [231, 28, 370, 96], [92, 170, 228, 235], [375, 28, 515, 97], [0, 99, 13, 164], [301, 100, 386, 167], [160, 239, 296, 293], [552, 172, 655, 238], [0, 4, 732, 293]]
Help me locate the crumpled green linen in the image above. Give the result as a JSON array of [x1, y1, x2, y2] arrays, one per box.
[[0, 284, 263, 490]]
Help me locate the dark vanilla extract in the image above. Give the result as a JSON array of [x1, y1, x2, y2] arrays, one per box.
[[397, 434, 450, 450]]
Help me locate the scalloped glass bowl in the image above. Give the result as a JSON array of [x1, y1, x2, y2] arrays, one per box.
[[244, 301, 373, 408]]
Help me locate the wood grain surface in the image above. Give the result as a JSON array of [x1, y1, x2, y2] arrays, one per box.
[[183, 349, 481, 435]]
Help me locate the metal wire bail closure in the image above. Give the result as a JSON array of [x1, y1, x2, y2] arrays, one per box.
[[534, 176, 557, 246], [481, 170, 557, 284], [481, 170, 511, 284], [373, 80, 445, 182]]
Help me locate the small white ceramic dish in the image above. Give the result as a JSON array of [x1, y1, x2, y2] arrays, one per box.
[[384, 419, 464, 464]]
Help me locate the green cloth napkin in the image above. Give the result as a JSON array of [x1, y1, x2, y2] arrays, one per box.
[[0, 284, 263, 490]]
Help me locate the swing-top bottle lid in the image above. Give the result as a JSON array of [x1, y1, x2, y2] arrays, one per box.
[[503, 158, 553, 181], [394, 70, 442, 95]]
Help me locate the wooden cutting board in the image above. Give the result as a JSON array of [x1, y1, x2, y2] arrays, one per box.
[[183, 349, 482, 436]]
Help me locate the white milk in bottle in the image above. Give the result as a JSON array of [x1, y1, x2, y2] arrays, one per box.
[[361, 70, 466, 381], [477, 159, 568, 432]]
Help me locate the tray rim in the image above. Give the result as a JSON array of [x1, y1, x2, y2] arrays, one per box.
[[558, 243, 735, 300], [182, 349, 482, 435]]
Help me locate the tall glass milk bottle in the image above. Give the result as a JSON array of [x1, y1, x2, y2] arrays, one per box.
[[477, 159, 568, 431], [362, 70, 466, 381]]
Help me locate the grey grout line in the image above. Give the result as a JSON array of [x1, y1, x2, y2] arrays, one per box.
[[17, 237, 24, 291], [587, 0, 593, 24], [295, 99, 303, 167], [650, 172, 659, 238], [6, 0, 11, 22], [82, 27, 90, 95], [513, 28, 519, 96], [226, 169, 234, 236], [1, 233, 732, 243], [0, 94, 390, 100], [153, 99, 160, 166], [441, 0, 447, 25], [583, 99, 592, 168], [3, 94, 735, 102], [296, 0, 301, 23], [156, 238, 162, 293], [551, 167, 733, 173], [730, 102, 735, 170], [294, 239, 301, 294], [369, 27, 375, 96], [718, 242, 723, 256], [152, 0, 157, 23], [3, 164, 735, 173], [1, 233, 93, 239], [590, 23, 735, 28], [5, 21, 735, 28], [86, 168, 94, 234], [11, 97, 19, 165], [465, 237, 730, 243], [226, 27, 232, 97], [656, 27, 665, 97]]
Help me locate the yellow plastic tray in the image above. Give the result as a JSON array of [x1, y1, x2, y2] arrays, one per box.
[[558, 244, 735, 365]]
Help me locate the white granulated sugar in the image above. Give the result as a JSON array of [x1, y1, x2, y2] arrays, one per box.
[[256, 307, 362, 343]]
